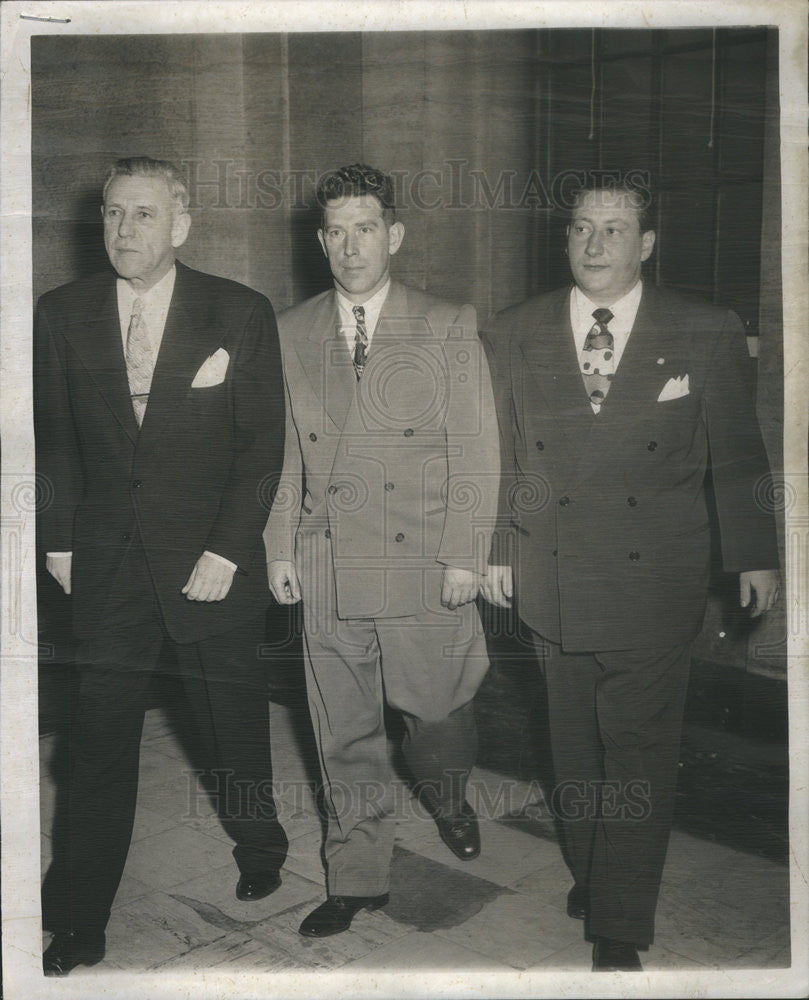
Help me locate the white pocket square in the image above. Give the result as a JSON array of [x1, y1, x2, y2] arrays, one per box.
[[192, 348, 230, 388], [657, 374, 689, 402]]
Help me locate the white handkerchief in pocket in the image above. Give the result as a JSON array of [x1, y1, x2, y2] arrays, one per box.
[[657, 374, 689, 402], [192, 348, 230, 388]]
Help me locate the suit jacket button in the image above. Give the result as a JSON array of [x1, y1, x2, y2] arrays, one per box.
[[324, 529, 331, 539], [384, 482, 395, 491], [328, 485, 337, 495], [309, 432, 317, 442], [395, 532, 405, 542], [627, 496, 638, 507], [647, 441, 657, 451], [535, 440, 544, 451], [629, 550, 640, 561], [123, 533, 132, 542], [404, 428, 414, 437], [559, 496, 570, 507], [131, 480, 142, 490], [552, 549, 557, 557]]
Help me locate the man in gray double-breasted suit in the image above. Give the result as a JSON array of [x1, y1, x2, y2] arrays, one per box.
[[266, 163, 500, 937]]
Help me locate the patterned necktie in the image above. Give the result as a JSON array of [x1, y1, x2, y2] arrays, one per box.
[[352, 304, 369, 380], [125, 297, 156, 427], [580, 307, 615, 409]]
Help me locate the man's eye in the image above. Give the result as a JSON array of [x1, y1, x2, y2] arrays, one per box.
[[137, 212, 152, 220]]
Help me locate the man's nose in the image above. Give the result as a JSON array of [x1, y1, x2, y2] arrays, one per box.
[[343, 233, 358, 255], [117, 212, 135, 238], [584, 233, 604, 257], [585, 232, 604, 256]]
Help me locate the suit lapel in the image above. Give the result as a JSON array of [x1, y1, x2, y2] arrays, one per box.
[[136, 264, 225, 452], [62, 276, 140, 444], [518, 287, 596, 459], [294, 290, 356, 431]]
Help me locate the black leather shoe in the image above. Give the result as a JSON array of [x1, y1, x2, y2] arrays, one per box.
[[236, 870, 281, 901], [592, 936, 643, 971], [566, 883, 588, 919], [299, 894, 389, 937], [434, 800, 481, 860], [43, 930, 106, 976]]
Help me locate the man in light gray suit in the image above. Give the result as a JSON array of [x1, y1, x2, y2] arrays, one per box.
[[265, 163, 500, 937]]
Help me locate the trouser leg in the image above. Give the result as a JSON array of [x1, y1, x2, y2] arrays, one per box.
[[42, 543, 164, 933], [174, 617, 289, 875], [301, 614, 393, 896], [587, 643, 692, 946], [532, 633, 602, 890], [379, 601, 489, 815]]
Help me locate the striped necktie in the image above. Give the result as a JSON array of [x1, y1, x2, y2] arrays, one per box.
[[352, 304, 368, 380]]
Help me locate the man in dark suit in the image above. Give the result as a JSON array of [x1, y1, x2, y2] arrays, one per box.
[[481, 177, 780, 971], [265, 163, 499, 937], [35, 157, 288, 975]]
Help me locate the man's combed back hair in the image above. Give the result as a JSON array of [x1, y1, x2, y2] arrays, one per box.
[[317, 163, 396, 225], [103, 157, 190, 213], [571, 173, 656, 234]]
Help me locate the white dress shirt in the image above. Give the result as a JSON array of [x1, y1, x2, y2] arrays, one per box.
[[336, 279, 391, 356], [570, 279, 644, 413], [48, 265, 235, 573], [116, 265, 176, 353]]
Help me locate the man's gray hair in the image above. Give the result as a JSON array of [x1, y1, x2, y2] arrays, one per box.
[[102, 157, 190, 213]]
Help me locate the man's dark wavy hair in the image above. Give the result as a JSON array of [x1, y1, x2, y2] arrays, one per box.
[[316, 163, 396, 227], [570, 173, 656, 234]]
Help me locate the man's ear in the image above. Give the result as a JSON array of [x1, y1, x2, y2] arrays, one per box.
[[171, 211, 191, 249], [317, 230, 328, 258], [388, 221, 405, 256], [640, 229, 656, 262]]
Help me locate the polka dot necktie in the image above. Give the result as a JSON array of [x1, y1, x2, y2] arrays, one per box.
[[352, 304, 368, 380], [580, 307, 615, 409]]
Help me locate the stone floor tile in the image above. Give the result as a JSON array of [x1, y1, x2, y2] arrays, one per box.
[[346, 929, 517, 970], [523, 938, 592, 971], [131, 802, 179, 843], [153, 930, 302, 970], [434, 892, 585, 968], [279, 829, 328, 889], [123, 825, 235, 891], [103, 890, 232, 970]]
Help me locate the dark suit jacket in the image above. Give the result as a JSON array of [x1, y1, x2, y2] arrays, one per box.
[[35, 261, 284, 644], [265, 280, 500, 618], [482, 283, 778, 652]]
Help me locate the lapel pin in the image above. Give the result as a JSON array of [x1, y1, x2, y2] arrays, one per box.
[[656, 358, 665, 365]]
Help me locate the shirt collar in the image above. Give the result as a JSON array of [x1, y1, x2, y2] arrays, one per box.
[[335, 279, 391, 338], [571, 279, 643, 335], [117, 264, 177, 314]]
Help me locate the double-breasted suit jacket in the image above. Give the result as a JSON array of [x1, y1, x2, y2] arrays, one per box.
[[35, 261, 283, 642], [266, 280, 500, 619], [483, 282, 778, 650]]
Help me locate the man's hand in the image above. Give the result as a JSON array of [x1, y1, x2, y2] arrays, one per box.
[[740, 569, 780, 618], [182, 553, 236, 602], [46, 554, 72, 595], [480, 564, 513, 608], [440, 567, 481, 611], [268, 560, 302, 605]]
